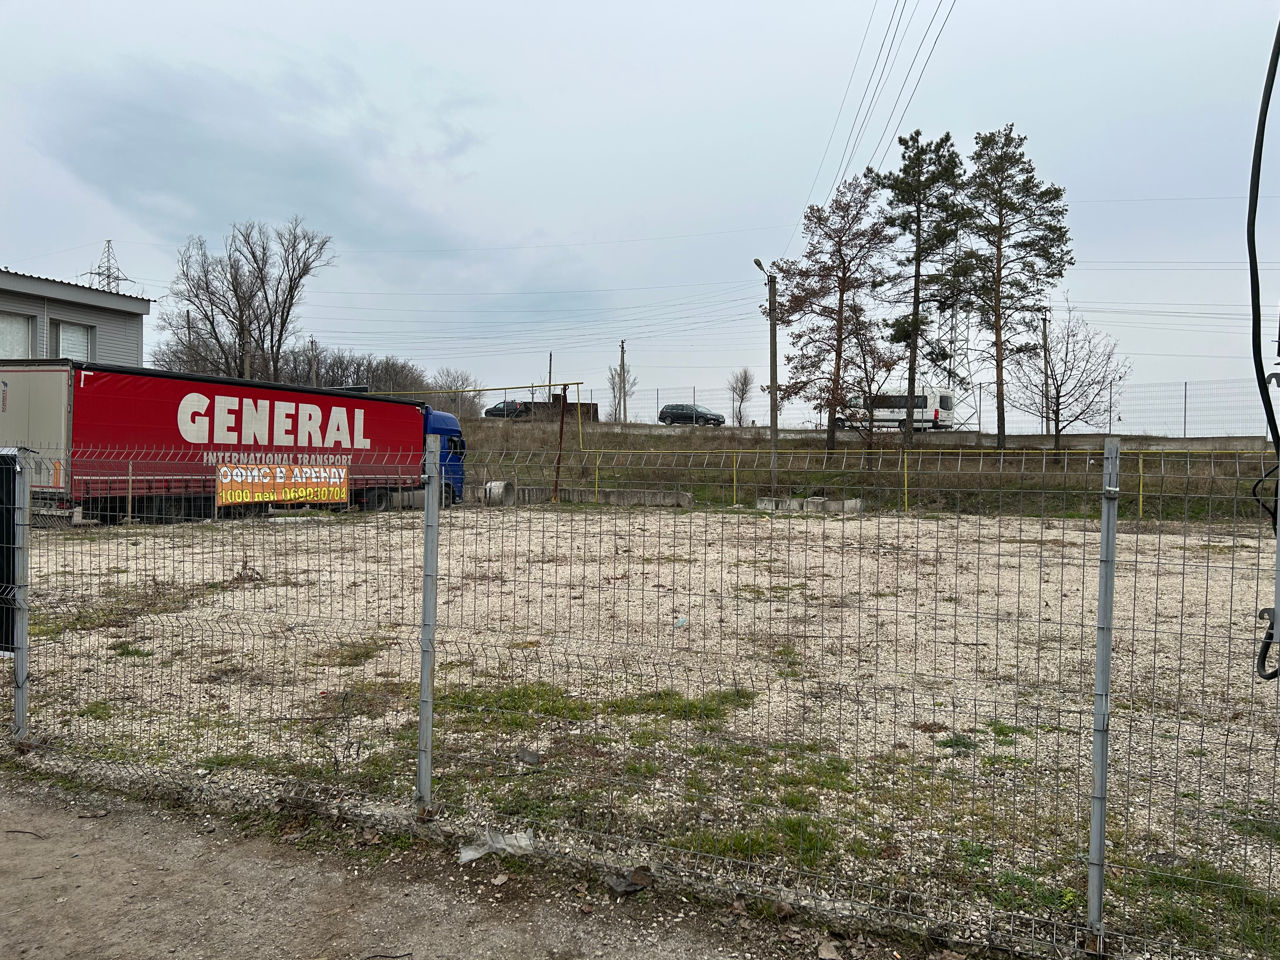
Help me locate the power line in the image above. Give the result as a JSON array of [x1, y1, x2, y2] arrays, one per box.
[[836, 0, 918, 190], [869, 0, 959, 172], [827, 0, 909, 200], [782, 0, 883, 258], [1071, 194, 1280, 204], [307, 279, 755, 298], [864, 0, 949, 169]]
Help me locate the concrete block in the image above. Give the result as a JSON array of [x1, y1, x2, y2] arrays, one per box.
[[822, 498, 864, 513]]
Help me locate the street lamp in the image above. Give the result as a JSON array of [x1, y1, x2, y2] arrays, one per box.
[[755, 258, 779, 496]]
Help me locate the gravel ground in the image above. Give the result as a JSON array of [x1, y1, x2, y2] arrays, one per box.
[[8, 504, 1280, 958], [0, 765, 915, 960]]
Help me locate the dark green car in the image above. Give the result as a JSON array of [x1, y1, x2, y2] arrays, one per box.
[[659, 403, 725, 426]]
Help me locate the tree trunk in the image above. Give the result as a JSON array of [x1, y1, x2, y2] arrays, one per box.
[[993, 229, 1006, 450], [904, 212, 923, 448], [827, 287, 847, 456]]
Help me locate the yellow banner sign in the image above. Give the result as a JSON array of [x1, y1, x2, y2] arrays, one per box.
[[215, 463, 349, 507]]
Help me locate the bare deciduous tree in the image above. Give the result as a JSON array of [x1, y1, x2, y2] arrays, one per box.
[[153, 217, 334, 380], [1008, 306, 1129, 449], [422, 367, 485, 419], [844, 304, 904, 436], [607, 364, 637, 422], [268, 344, 429, 394], [726, 368, 756, 426], [772, 176, 898, 453]]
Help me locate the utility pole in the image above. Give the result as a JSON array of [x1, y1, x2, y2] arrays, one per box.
[[754, 259, 779, 496], [1041, 312, 1051, 436], [309, 336, 319, 387], [547, 352, 553, 402], [619, 339, 628, 422]]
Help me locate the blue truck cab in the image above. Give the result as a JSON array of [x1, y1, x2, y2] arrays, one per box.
[[426, 407, 465, 505]]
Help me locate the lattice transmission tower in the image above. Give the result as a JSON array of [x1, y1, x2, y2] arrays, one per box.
[[84, 240, 129, 293]]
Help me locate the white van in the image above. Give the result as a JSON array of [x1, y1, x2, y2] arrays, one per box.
[[837, 387, 956, 431]]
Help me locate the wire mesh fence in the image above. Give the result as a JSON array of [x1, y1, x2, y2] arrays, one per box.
[[3, 442, 1279, 958], [561, 377, 1272, 437]]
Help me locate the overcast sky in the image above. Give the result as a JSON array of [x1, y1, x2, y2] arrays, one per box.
[[3, 0, 1280, 426]]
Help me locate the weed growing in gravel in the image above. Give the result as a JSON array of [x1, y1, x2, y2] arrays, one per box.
[[938, 733, 978, 751], [985, 720, 1030, 745], [32, 579, 228, 637], [77, 700, 113, 721], [439, 681, 592, 731], [313, 635, 395, 668], [681, 814, 839, 872], [1233, 810, 1280, 843], [318, 679, 415, 721], [106, 638, 153, 658], [606, 687, 757, 724], [1115, 857, 1280, 958], [991, 869, 1079, 914]]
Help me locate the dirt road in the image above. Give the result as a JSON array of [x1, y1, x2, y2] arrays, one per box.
[[0, 769, 898, 960]]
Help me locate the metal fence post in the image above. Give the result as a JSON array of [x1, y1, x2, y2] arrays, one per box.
[[1088, 438, 1120, 947], [415, 435, 441, 818], [1, 448, 30, 742]]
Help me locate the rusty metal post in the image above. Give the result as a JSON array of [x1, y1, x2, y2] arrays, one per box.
[[553, 386, 568, 503]]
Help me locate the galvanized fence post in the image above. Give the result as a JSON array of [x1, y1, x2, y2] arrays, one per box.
[[415, 435, 441, 818], [1088, 438, 1120, 947], [1, 448, 30, 742]]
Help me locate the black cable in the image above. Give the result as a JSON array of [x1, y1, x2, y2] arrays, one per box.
[[1258, 613, 1279, 681], [1249, 19, 1280, 680], [1248, 17, 1280, 459], [1253, 464, 1278, 532]]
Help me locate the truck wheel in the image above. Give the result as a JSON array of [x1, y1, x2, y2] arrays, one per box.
[[366, 488, 391, 512], [440, 483, 454, 510]]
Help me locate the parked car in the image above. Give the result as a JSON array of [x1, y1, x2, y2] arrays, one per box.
[[484, 400, 532, 419], [659, 403, 725, 426]]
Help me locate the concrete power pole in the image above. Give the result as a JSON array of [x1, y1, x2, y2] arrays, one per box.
[[619, 340, 628, 422], [754, 259, 779, 496], [547, 352, 553, 402], [1041, 313, 1051, 435]]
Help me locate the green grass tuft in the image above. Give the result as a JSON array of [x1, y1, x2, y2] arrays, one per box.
[[606, 687, 757, 723]]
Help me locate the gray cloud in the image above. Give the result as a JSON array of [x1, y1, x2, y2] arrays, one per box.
[[26, 61, 478, 253]]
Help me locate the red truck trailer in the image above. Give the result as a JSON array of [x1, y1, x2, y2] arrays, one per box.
[[0, 360, 438, 522]]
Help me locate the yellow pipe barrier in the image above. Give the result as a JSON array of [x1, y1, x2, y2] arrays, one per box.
[[902, 451, 909, 512]]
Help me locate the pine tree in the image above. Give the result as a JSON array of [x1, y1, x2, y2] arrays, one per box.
[[958, 124, 1073, 448], [869, 130, 964, 444]]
